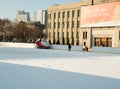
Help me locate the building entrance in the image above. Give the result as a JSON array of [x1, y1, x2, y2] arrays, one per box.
[[94, 37, 112, 47]]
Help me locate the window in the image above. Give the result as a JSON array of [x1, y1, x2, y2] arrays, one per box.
[[54, 22, 56, 29], [63, 12, 65, 18], [62, 22, 65, 28], [72, 21, 74, 28], [76, 40, 79, 45], [107, 38, 112, 47], [101, 38, 107, 47], [49, 32, 51, 38], [67, 21, 69, 28], [62, 32, 64, 37], [58, 22, 60, 29], [94, 37, 112, 47], [83, 31, 87, 39], [119, 31, 120, 40], [67, 32, 69, 38], [77, 10, 80, 17], [58, 12, 60, 18], [50, 23, 51, 29], [48, 23, 51, 29], [54, 13, 56, 18], [58, 32, 60, 38], [77, 32, 79, 38], [94, 38, 100, 46], [72, 32, 74, 38], [72, 10, 75, 17], [77, 21, 80, 28], [71, 38, 74, 45], [53, 32, 55, 38], [49, 14, 51, 19], [67, 11, 70, 17], [84, 42, 86, 46]]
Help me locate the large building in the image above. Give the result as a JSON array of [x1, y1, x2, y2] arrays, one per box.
[[15, 10, 30, 22], [47, 0, 120, 51], [34, 10, 47, 26]]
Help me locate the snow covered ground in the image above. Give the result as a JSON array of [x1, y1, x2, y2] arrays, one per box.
[[0, 47, 120, 89]]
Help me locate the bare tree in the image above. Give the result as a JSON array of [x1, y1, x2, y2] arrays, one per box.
[[0, 19, 46, 43]]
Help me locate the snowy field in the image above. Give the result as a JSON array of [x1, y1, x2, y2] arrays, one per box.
[[0, 47, 120, 89]]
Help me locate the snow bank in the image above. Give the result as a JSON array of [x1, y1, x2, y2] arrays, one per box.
[[0, 42, 82, 51], [0, 42, 36, 48], [92, 46, 120, 54], [0, 42, 120, 53], [50, 44, 82, 51]]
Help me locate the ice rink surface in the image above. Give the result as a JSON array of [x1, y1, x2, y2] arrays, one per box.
[[0, 47, 120, 89]]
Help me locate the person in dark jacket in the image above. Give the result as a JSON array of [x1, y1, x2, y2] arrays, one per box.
[[68, 43, 71, 51]]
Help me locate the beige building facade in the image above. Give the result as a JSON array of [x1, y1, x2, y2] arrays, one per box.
[[47, 0, 120, 50]]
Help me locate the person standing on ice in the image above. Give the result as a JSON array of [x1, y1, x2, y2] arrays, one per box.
[[68, 43, 71, 51], [82, 44, 85, 51]]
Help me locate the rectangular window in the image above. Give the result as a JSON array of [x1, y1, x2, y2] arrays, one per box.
[[67, 32, 69, 38], [72, 10, 75, 17], [63, 12, 65, 18], [84, 42, 86, 46], [53, 32, 55, 38], [107, 38, 112, 47], [47, 23, 49, 29], [58, 32, 60, 38], [49, 14, 51, 19], [67, 11, 70, 17], [50, 23, 51, 29], [72, 32, 74, 38], [49, 32, 51, 38], [58, 22, 60, 29], [119, 31, 120, 40], [67, 21, 69, 28], [72, 21, 74, 28], [62, 32, 64, 38], [83, 31, 87, 39], [94, 38, 100, 46], [58, 12, 60, 18], [77, 21, 80, 28], [54, 22, 56, 29], [48, 23, 51, 29], [94, 37, 112, 47], [77, 10, 80, 17], [77, 32, 79, 38], [54, 13, 56, 18], [62, 22, 65, 28]]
